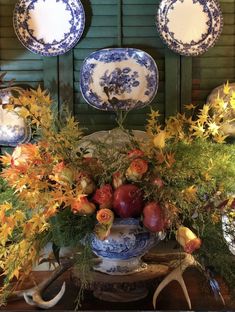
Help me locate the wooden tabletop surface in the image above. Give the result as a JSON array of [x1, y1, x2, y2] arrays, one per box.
[[1, 263, 234, 311]]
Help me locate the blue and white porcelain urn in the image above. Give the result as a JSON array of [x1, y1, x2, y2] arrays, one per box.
[[91, 218, 164, 275]]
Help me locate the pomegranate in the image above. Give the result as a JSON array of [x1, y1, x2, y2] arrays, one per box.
[[143, 202, 166, 232], [113, 184, 144, 218]]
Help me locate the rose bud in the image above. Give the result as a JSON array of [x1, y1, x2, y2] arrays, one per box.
[[71, 195, 96, 215], [152, 177, 164, 189], [127, 149, 144, 159], [93, 184, 113, 209], [96, 208, 114, 225], [176, 226, 202, 254], [112, 171, 125, 189], [126, 158, 148, 181], [94, 223, 112, 240], [50, 161, 74, 185], [75, 171, 95, 194]]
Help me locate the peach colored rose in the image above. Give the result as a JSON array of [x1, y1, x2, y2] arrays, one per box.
[[75, 171, 95, 194], [71, 195, 96, 215], [96, 208, 114, 225], [112, 171, 124, 189], [176, 226, 202, 254], [93, 184, 113, 208], [126, 158, 148, 181], [127, 149, 144, 159], [51, 162, 74, 185]]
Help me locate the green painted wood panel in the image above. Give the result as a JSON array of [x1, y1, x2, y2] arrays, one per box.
[[0, 1, 44, 89], [1, 0, 235, 135], [191, 0, 235, 106], [72, 0, 168, 132]]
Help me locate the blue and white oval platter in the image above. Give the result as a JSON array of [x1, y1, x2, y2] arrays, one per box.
[[80, 48, 159, 111]]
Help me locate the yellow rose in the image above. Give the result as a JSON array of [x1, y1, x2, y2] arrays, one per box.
[[153, 131, 166, 149], [176, 226, 201, 254]]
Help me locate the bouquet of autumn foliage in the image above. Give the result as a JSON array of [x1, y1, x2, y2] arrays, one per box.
[[0, 82, 235, 303]]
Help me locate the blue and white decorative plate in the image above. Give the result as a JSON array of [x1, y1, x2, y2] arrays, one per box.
[[80, 48, 159, 111], [156, 0, 223, 56], [13, 0, 85, 56]]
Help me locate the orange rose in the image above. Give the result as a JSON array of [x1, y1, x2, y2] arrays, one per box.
[[71, 195, 96, 215], [96, 208, 114, 225], [128, 149, 144, 159], [176, 226, 202, 254], [126, 158, 148, 181], [93, 184, 113, 208]]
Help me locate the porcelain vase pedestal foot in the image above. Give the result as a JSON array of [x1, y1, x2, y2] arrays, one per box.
[[93, 257, 148, 275]]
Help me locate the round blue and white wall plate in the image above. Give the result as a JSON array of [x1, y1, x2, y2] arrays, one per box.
[[13, 0, 85, 56], [80, 48, 159, 111], [156, 0, 223, 56]]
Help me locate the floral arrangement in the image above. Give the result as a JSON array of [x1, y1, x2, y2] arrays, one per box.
[[0, 81, 235, 304]]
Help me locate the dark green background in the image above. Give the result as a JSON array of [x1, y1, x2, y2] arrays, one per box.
[[0, 0, 235, 133]]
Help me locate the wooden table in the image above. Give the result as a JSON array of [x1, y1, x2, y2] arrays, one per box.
[[1, 248, 234, 311]]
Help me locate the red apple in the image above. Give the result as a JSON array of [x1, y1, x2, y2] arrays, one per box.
[[113, 184, 144, 218], [143, 202, 166, 232]]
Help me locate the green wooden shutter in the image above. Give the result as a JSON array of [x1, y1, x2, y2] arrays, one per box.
[[72, 0, 167, 132], [1, 0, 234, 134], [191, 1, 235, 106], [0, 0, 44, 88]]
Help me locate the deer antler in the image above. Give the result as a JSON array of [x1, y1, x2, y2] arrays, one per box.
[[9, 260, 73, 309], [153, 253, 200, 310]]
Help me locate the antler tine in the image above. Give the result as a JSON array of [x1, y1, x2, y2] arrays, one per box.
[[153, 253, 199, 310], [10, 260, 74, 309]]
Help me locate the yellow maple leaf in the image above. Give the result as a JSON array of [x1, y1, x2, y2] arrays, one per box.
[[155, 151, 165, 164], [153, 130, 166, 149], [229, 96, 235, 110], [0, 224, 13, 245], [149, 109, 160, 120], [213, 133, 228, 143], [182, 185, 197, 203], [198, 104, 210, 123], [184, 103, 196, 110], [166, 152, 175, 168], [19, 107, 30, 119], [208, 122, 220, 136], [0, 153, 12, 166], [223, 80, 231, 95], [204, 172, 211, 181], [190, 122, 205, 137]]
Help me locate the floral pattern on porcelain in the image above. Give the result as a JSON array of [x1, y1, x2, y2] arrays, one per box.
[[156, 0, 223, 56], [0, 90, 31, 146], [90, 218, 165, 275], [13, 0, 85, 56], [80, 48, 158, 111], [91, 218, 156, 260]]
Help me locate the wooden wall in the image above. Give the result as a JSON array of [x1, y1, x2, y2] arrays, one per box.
[[0, 0, 235, 133]]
